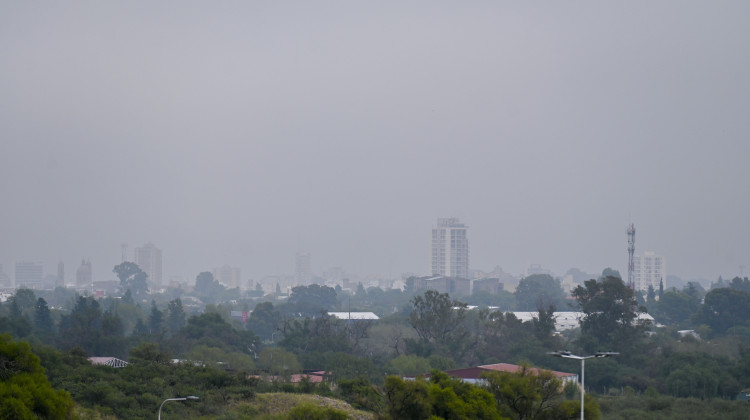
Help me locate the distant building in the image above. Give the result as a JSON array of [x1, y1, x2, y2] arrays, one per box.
[[14, 261, 43, 289], [295, 251, 312, 285], [633, 251, 666, 291], [0, 264, 10, 287], [76, 259, 92, 287], [88, 357, 129, 368], [431, 217, 469, 279], [413, 276, 472, 296], [134, 242, 162, 287], [473, 278, 503, 295], [526, 264, 552, 277], [214, 265, 241, 289], [328, 312, 380, 320], [56, 261, 65, 288]]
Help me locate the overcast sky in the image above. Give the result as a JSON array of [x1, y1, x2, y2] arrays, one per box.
[[2, 2, 749, 285]]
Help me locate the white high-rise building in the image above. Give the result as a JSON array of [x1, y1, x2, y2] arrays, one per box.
[[633, 251, 666, 292], [14, 261, 43, 289], [134, 243, 162, 287], [76, 259, 92, 287], [431, 217, 469, 279], [214, 265, 241, 289]]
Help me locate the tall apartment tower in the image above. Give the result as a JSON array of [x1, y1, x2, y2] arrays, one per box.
[[633, 251, 666, 292], [295, 251, 312, 285], [134, 242, 162, 287], [431, 218, 469, 279], [57, 261, 65, 288], [14, 261, 43, 289], [214, 265, 241, 289], [76, 259, 92, 287]]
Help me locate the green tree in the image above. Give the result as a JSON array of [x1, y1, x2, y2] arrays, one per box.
[[572, 276, 647, 352], [483, 365, 591, 420], [695, 287, 750, 335], [57, 296, 103, 354], [113, 262, 149, 301], [514, 275, 566, 310], [148, 300, 164, 337], [409, 290, 471, 360], [33, 297, 54, 334], [194, 272, 225, 304], [11, 288, 37, 317], [129, 341, 172, 363], [247, 301, 282, 341], [0, 334, 74, 419], [650, 289, 700, 326], [286, 284, 338, 316], [384, 376, 433, 420], [658, 278, 664, 300], [166, 298, 186, 334], [257, 347, 301, 378]]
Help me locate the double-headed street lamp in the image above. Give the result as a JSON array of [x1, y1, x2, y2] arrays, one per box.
[[548, 351, 618, 420], [158, 396, 199, 420]]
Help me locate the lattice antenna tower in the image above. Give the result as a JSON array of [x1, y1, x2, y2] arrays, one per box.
[[627, 224, 636, 289], [121, 243, 128, 262]]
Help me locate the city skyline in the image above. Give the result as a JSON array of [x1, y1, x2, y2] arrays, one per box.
[[0, 222, 722, 289], [2, 2, 748, 285]]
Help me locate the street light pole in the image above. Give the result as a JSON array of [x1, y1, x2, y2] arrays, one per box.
[[158, 396, 199, 420], [548, 351, 618, 420]]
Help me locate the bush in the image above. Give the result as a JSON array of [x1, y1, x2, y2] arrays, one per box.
[[287, 402, 348, 420]]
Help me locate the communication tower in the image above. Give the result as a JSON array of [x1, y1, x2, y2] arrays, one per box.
[[627, 224, 636, 289], [121, 243, 128, 262]]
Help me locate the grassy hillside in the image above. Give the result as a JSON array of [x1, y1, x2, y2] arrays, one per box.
[[210, 392, 376, 420]]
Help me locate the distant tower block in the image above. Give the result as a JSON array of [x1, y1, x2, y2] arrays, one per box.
[[431, 218, 469, 279], [627, 224, 636, 289], [57, 261, 65, 288], [295, 251, 312, 285]]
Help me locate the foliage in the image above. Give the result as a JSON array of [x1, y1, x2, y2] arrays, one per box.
[[113, 262, 149, 301], [287, 402, 348, 420], [695, 287, 750, 336], [514, 275, 567, 311], [598, 393, 750, 420], [257, 347, 300, 378], [194, 272, 226, 304], [572, 276, 649, 353], [409, 290, 472, 362], [337, 376, 384, 412], [166, 298, 187, 334], [649, 288, 701, 326], [169, 312, 260, 357], [286, 284, 338, 316], [279, 316, 351, 356], [0, 334, 73, 419], [247, 302, 282, 341], [33, 297, 55, 334], [482, 365, 592, 420]]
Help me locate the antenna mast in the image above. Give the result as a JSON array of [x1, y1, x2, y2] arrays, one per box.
[[627, 224, 636, 289]]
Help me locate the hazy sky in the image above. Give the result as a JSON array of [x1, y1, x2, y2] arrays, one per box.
[[2, 2, 749, 285]]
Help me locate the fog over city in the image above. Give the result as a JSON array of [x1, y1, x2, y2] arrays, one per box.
[[2, 2, 748, 285]]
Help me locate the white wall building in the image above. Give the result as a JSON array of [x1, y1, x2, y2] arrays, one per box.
[[431, 217, 469, 279], [134, 242, 162, 287], [14, 261, 43, 289], [214, 265, 241, 289], [633, 251, 666, 292]]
